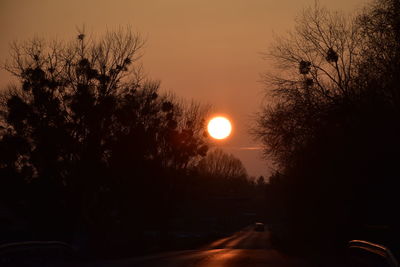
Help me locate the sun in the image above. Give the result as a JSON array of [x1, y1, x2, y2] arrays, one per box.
[[207, 116, 232, 140]]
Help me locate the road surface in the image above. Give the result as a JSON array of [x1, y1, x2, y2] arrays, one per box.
[[90, 225, 309, 267]]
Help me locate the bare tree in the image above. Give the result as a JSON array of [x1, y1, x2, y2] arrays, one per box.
[[197, 149, 247, 179], [5, 27, 145, 95], [253, 1, 400, 254], [0, 28, 212, 244], [255, 3, 366, 166], [264, 2, 363, 99]]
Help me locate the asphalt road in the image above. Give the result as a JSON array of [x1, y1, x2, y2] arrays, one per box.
[[89, 225, 309, 267]]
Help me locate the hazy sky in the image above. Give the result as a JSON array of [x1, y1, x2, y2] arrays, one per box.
[[0, 0, 368, 178]]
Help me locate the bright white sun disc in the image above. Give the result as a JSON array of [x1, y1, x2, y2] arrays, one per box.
[[207, 117, 232, 140]]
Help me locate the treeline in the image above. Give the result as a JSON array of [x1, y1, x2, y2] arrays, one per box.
[[256, 0, 400, 258], [0, 30, 265, 258]]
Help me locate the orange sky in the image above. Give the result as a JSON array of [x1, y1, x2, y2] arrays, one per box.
[[0, 0, 369, 178]]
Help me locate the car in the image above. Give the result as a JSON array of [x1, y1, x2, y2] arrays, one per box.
[[347, 240, 399, 267], [254, 222, 265, 232]]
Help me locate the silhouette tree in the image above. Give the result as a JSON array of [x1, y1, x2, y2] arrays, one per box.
[[197, 148, 247, 179], [256, 176, 266, 187], [0, 29, 210, 253], [255, 0, 400, 256], [257, 2, 365, 166]]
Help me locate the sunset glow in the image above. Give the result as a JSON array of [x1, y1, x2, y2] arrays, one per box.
[[207, 116, 232, 140]]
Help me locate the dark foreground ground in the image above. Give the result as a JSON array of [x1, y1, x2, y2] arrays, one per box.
[[78, 225, 309, 267], [12, 225, 391, 266]]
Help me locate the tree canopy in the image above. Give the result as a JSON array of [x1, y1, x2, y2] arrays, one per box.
[[0, 29, 213, 252], [0, 28, 263, 257], [255, 0, 400, 255]]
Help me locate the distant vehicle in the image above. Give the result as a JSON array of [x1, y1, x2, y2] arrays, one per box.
[[347, 240, 399, 267], [0, 241, 75, 266], [254, 222, 265, 232]]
